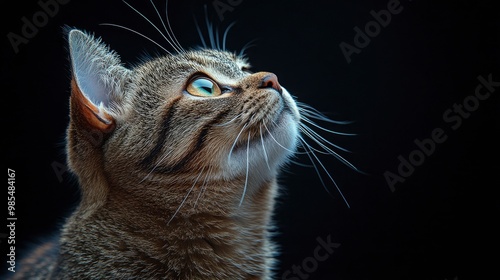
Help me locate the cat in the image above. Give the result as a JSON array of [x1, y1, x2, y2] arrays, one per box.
[[10, 28, 297, 280], [10, 2, 359, 279]]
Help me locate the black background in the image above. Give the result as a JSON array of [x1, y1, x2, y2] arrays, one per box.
[[2, 0, 499, 279]]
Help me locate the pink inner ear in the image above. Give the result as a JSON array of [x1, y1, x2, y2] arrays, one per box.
[[71, 77, 115, 133], [69, 30, 115, 108]]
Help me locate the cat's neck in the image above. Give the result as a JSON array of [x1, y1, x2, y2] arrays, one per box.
[[61, 176, 278, 279], [107, 175, 277, 227]]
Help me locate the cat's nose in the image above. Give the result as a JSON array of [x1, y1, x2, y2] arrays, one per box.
[[258, 72, 282, 94]]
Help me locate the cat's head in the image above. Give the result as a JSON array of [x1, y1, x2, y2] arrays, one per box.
[[66, 29, 300, 211]]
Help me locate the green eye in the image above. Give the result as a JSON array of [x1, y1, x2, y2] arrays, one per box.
[[186, 77, 222, 97]]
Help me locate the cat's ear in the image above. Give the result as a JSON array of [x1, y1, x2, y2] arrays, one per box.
[[68, 29, 131, 133]]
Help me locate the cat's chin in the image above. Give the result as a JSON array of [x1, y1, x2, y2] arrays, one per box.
[[223, 110, 298, 182]]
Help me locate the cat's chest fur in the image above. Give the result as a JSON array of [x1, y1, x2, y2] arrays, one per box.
[[55, 178, 277, 279]]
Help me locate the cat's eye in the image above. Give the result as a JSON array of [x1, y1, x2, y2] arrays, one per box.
[[186, 77, 222, 97]]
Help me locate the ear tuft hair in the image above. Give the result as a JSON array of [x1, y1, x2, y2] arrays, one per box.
[[68, 29, 131, 118]]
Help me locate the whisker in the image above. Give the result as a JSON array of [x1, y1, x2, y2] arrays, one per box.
[[204, 5, 216, 49], [263, 121, 305, 154], [194, 165, 212, 208], [288, 158, 313, 168], [164, 0, 184, 52], [214, 113, 242, 127], [299, 124, 351, 153], [299, 136, 350, 208], [222, 21, 236, 51], [100, 23, 171, 54], [297, 102, 353, 125], [297, 142, 333, 155], [259, 124, 271, 170], [121, 0, 180, 54], [139, 149, 174, 183], [193, 16, 207, 48], [239, 133, 251, 207], [299, 141, 328, 193], [167, 167, 205, 225], [300, 126, 361, 172], [228, 122, 248, 161], [300, 111, 353, 126], [239, 39, 258, 57], [300, 115, 356, 136], [147, 0, 183, 53], [215, 25, 221, 50]]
